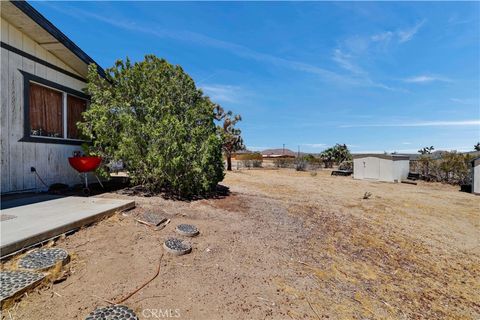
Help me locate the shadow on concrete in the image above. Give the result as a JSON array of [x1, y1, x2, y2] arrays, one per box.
[[1, 177, 130, 210], [1, 193, 66, 210]]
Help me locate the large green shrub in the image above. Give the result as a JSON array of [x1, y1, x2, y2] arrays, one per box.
[[80, 55, 224, 197]]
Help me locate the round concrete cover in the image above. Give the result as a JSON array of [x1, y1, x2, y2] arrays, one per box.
[[85, 305, 138, 320], [18, 248, 69, 271], [0, 270, 45, 301], [175, 224, 199, 237], [163, 238, 192, 256]]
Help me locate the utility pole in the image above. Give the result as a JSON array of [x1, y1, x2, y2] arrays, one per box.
[[283, 144, 285, 155]]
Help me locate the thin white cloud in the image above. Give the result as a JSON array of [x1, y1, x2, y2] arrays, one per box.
[[332, 20, 427, 91], [403, 75, 451, 83], [401, 142, 412, 145], [330, 49, 402, 91], [201, 84, 242, 103], [359, 20, 426, 51], [450, 98, 478, 105], [302, 143, 327, 148], [332, 49, 364, 74], [397, 20, 426, 43], [371, 31, 394, 43], [45, 2, 399, 91], [448, 14, 473, 26], [339, 120, 480, 128]]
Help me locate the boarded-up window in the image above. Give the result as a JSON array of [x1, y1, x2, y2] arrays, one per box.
[[67, 95, 87, 139], [29, 83, 63, 138]]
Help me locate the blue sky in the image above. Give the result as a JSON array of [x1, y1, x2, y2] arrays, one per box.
[[33, 1, 480, 153]]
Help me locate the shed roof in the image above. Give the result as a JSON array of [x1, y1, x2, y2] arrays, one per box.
[[1, 1, 105, 79], [352, 154, 410, 161]]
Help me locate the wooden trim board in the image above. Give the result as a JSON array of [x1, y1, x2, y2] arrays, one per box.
[[1, 41, 87, 82]]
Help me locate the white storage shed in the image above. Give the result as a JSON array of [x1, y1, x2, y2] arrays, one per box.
[[353, 154, 410, 183], [472, 157, 480, 195]]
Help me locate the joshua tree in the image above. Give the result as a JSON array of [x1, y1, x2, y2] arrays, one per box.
[[418, 146, 435, 154], [214, 105, 244, 171], [320, 148, 335, 168], [320, 143, 351, 168], [332, 143, 351, 163], [474, 142, 480, 151]]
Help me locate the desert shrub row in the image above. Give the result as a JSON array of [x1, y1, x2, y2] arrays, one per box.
[[413, 152, 474, 185]]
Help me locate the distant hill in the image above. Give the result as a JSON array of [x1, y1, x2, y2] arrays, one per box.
[[261, 148, 297, 157]]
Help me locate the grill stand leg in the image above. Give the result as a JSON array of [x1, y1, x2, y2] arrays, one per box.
[[76, 172, 103, 195], [83, 173, 90, 196], [94, 174, 104, 188]]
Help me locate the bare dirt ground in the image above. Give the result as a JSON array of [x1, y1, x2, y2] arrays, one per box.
[[3, 169, 479, 320]]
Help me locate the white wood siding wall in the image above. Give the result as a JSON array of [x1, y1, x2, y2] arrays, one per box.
[[1, 17, 87, 193], [473, 160, 480, 195]]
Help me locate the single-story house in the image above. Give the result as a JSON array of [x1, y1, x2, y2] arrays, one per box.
[[353, 154, 409, 183], [261, 148, 296, 159], [472, 157, 480, 195], [1, 1, 105, 194]]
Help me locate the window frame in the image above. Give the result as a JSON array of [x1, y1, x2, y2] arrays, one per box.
[[19, 71, 90, 145]]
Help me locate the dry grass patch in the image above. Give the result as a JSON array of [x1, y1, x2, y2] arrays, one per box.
[[282, 202, 480, 319]]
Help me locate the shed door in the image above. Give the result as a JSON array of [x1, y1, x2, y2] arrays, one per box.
[[364, 157, 380, 179]]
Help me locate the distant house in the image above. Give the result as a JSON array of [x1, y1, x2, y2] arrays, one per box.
[[261, 148, 296, 159], [1, 1, 104, 193], [472, 157, 480, 195], [353, 154, 409, 183]]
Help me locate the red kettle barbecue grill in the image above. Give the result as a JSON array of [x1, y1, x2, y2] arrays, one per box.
[[68, 156, 103, 195]]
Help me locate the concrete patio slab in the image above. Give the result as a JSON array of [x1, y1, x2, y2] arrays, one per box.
[[0, 196, 135, 258]]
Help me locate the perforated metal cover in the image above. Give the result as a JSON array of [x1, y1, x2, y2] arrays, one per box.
[[163, 238, 192, 256], [175, 224, 199, 237], [18, 248, 69, 271], [85, 305, 138, 320]]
